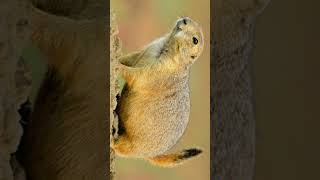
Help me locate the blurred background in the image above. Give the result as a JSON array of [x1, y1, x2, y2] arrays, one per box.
[[253, 1, 320, 180], [111, 0, 210, 180]]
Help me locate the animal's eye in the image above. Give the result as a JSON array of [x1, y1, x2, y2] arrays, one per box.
[[193, 37, 198, 45]]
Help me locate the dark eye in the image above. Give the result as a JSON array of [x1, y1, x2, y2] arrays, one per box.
[[193, 37, 198, 45]]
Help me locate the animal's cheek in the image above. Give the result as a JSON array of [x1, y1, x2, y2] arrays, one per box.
[[192, 45, 201, 54], [191, 48, 201, 60], [180, 48, 187, 56], [189, 45, 198, 53], [180, 40, 192, 51], [174, 31, 184, 39], [179, 48, 189, 60]]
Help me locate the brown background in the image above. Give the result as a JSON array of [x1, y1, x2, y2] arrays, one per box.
[[253, 0, 320, 179]]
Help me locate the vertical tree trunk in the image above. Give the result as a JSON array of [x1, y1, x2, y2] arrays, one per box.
[[0, 1, 31, 180], [21, 0, 109, 180], [110, 12, 122, 180], [212, 0, 270, 179], [1, 0, 111, 179]]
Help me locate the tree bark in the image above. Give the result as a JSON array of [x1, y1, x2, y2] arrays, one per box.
[[1, 0, 111, 180], [0, 1, 32, 180], [212, 0, 270, 179], [110, 12, 122, 180]]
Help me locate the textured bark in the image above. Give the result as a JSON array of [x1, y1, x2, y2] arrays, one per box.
[[212, 0, 270, 179], [0, 1, 32, 180], [21, 0, 109, 180], [1, 0, 110, 180], [110, 12, 122, 180]]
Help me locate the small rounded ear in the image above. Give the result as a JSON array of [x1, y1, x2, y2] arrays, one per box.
[[118, 51, 141, 67], [117, 63, 145, 84]]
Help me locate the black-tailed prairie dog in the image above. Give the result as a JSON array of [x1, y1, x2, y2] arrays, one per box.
[[112, 17, 204, 167]]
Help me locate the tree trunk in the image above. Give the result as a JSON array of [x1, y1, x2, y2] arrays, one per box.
[[1, 0, 111, 180], [110, 12, 122, 180], [0, 1, 32, 180], [212, 0, 270, 179]]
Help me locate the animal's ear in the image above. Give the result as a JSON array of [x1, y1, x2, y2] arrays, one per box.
[[119, 51, 142, 67], [118, 51, 147, 83], [117, 63, 141, 83]]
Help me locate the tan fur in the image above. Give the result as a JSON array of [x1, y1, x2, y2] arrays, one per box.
[[112, 17, 204, 167], [148, 154, 182, 168]]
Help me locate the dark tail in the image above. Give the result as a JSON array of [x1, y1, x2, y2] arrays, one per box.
[[148, 148, 202, 167]]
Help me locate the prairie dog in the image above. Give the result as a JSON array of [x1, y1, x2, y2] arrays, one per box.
[[112, 17, 204, 167]]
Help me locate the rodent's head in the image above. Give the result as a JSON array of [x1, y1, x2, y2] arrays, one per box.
[[170, 17, 204, 65]]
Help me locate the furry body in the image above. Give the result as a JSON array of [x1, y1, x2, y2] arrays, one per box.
[[112, 17, 204, 167]]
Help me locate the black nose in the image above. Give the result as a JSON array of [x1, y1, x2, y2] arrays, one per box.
[[177, 18, 188, 26], [183, 18, 187, 25]]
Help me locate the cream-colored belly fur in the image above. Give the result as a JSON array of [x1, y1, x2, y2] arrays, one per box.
[[117, 77, 190, 157]]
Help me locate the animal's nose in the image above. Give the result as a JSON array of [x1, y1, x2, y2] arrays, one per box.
[[182, 18, 188, 25], [177, 17, 190, 26], [175, 17, 193, 32]]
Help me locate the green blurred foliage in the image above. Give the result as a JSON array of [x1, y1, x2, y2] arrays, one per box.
[[111, 0, 210, 180]]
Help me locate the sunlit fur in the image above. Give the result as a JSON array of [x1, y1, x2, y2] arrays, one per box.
[[112, 17, 204, 167]]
